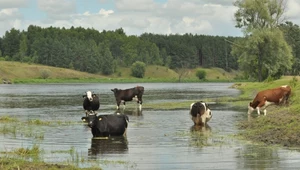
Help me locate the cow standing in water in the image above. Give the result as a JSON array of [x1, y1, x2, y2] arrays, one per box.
[[85, 113, 129, 137], [111, 86, 144, 110], [189, 101, 212, 126], [83, 91, 100, 116], [248, 85, 291, 115]]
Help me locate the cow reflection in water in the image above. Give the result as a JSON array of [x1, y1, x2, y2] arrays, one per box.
[[115, 108, 143, 117], [88, 137, 128, 156], [189, 124, 212, 148]]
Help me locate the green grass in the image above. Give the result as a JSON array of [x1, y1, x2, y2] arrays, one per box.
[[233, 76, 300, 147], [0, 61, 241, 83], [0, 157, 102, 170]]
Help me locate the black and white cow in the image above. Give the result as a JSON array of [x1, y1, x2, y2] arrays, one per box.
[[189, 101, 212, 126], [85, 113, 129, 137], [111, 86, 144, 110], [83, 91, 100, 116]]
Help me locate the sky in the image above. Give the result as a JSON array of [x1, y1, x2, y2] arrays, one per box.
[[1, 0, 300, 37]]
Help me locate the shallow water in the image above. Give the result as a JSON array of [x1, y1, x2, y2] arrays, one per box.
[[0, 83, 300, 170]]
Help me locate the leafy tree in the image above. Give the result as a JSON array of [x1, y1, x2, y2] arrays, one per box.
[[101, 46, 114, 75], [232, 0, 292, 81], [232, 28, 293, 80], [1, 28, 21, 58], [280, 22, 300, 75], [234, 0, 286, 34], [131, 61, 146, 78]]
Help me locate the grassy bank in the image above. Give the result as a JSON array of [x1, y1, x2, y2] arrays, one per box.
[[0, 157, 101, 170], [233, 76, 300, 147], [0, 61, 240, 84]]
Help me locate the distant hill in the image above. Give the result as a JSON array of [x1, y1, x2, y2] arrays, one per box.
[[0, 61, 240, 83]]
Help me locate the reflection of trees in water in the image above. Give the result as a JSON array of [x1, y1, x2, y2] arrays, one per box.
[[235, 144, 280, 169], [88, 136, 128, 157], [115, 108, 143, 117], [189, 125, 212, 148]]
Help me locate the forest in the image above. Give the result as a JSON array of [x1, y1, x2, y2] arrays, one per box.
[[0, 21, 299, 78], [0, 25, 239, 75]]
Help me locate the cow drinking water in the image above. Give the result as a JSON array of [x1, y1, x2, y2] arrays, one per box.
[[247, 85, 291, 115], [83, 91, 100, 116], [111, 86, 144, 110], [189, 101, 212, 126]]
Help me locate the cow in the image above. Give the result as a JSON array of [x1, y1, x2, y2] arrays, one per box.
[[189, 101, 212, 126], [247, 85, 291, 115], [85, 113, 129, 137], [83, 91, 100, 116], [111, 86, 144, 110]]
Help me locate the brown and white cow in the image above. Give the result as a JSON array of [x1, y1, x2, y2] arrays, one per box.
[[111, 86, 144, 110], [189, 101, 212, 126], [248, 85, 291, 115]]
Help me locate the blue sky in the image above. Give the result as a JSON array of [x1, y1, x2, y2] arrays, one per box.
[[1, 0, 300, 37]]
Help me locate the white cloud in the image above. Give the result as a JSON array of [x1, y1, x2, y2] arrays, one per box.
[[115, 0, 157, 11], [37, 0, 76, 20], [286, 0, 300, 19], [99, 9, 114, 17], [0, 0, 247, 37], [0, 0, 29, 9], [0, 8, 21, 21]]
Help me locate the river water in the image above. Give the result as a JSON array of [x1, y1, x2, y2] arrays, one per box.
[[0, 83, 300, 170]]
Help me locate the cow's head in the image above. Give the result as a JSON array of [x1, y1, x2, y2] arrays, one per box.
[[190, 101, 212, 125], [86, 112, 98, 128], [83, 91, 94, 102], [111, 88, 119, 95], [248, 102, 255, 114], [201, 102, 212, 123]]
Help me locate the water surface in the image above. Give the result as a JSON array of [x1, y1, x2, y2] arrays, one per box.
[[0, 83, 300, 170]]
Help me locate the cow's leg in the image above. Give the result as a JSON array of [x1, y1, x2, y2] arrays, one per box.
[[117, 101, 121, 110], [201, 114, 206, 125], [138, 96, 142, 111], [263, 109, 267, 116], [256, 107, 261, 115], [123, 101, 126, 110]]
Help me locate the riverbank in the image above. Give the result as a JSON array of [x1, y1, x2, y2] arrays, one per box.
[[0, 157, 101, 170], [232, 76, 300, 147], [0, 61, 240, 84]]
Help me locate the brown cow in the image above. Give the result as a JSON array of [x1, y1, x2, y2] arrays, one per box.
[[111, 86, 144, 110], [247, 85, 291, 115], [189, 101, 212, 126]]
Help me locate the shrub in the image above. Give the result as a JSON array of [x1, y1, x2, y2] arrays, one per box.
[[131, 61, 146, 78], [196, 69, 206, 80], [40, 69, 51, 79]]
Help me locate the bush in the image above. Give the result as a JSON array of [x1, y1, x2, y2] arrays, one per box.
[[131, 61, 146, 78], [40, 69, 51, 79], [196, 69, 206, 80]]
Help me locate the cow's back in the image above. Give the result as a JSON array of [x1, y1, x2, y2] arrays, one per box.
[[100, 114, 128, 136], [251, 86, 291, 106]]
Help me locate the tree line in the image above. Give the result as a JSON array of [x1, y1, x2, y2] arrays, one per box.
[[0, 25, 240, 75]]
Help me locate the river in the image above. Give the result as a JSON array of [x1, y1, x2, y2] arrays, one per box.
[[0, 83, 299, 169]]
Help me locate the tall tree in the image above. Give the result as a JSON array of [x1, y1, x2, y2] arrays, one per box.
[[280, 21, 300, 75], [232, 0, 293, 81], [1, 28, 21, 58], [234, 0, 287, 34]]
